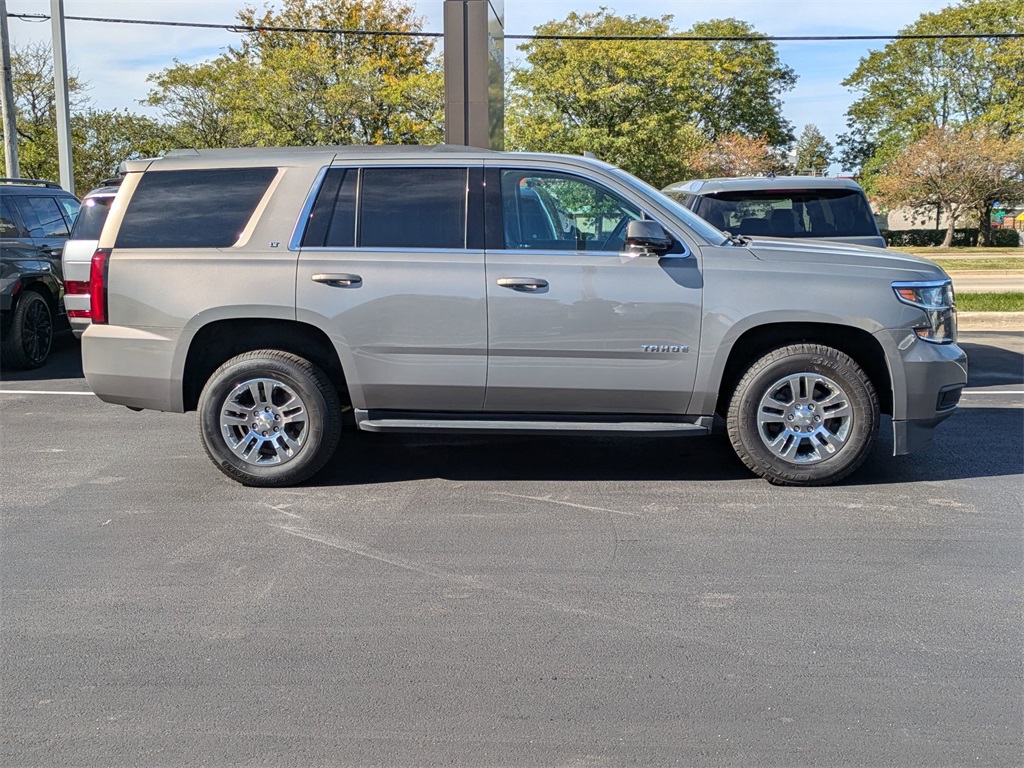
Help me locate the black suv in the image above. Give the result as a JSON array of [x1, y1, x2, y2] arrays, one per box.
[[0, 178, 81, 368]]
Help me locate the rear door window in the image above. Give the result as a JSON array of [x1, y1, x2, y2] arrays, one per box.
[[57, 197, 80, 227], [302, 169, 357, 248], [115, 168, 277, 248], [17, 196, 72, 238], [358, 167, 467, 249]]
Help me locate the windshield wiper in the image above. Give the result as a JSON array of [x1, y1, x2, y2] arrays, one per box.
[[724, 233, 751, 247]]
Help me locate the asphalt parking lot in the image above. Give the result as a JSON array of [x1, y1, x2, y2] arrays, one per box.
[[2, 331, 1021, 767]]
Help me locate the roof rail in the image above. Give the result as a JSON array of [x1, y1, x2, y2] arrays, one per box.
[[0, 178, 63, 189]]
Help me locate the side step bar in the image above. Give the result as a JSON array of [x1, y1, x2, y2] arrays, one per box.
[[354, 410, 713, 437]]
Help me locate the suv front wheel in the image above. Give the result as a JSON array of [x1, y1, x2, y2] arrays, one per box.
[[198, 350, 342, 486], [727, 343, 879, 486]]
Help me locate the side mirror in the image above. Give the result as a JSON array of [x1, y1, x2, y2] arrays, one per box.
[[622, 220, 673, 257]]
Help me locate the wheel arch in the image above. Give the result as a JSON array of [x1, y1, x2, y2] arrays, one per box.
[[11, 274, 60, 314], [713, 322, 893, 417], [181, 318, 348, 412]]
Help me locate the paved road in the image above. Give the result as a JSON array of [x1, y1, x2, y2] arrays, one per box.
[[947, 270, 1024, 294], [2, 332, 1021, 767]]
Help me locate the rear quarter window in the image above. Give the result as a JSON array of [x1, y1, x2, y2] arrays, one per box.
[[115, 168, 277, 248]]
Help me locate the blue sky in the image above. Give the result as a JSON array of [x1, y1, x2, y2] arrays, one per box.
[[7, 0, 952, 166]]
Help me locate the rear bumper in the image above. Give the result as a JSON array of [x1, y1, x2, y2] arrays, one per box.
[[82, 324, 189, 412]]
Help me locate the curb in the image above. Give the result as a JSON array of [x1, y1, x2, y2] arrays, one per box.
[[957, 312, 1024, 332]]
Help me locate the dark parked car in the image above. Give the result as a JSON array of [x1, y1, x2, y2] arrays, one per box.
[[0, 178, 80, 368], [662, 176, 886, 249]]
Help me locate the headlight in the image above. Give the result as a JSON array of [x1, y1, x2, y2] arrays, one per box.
[[892, 280, 956, 344]]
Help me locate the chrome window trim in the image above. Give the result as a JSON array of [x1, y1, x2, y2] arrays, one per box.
[[295, 246, 485, 255], [289, 165, 331, 251]]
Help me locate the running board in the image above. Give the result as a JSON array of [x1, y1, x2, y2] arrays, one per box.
[[355, 410, 713, 437]]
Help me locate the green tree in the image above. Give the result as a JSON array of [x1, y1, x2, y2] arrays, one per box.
[[506, 10, 796, 187], [144, 0, 444, 148], [873, 125, 1024, 247], [690, 133, 787, 178], [0, 41, 171, 191], [839, 0, 1024, 177], [794, 124, 834, 174], [674, 18, 796, 146]]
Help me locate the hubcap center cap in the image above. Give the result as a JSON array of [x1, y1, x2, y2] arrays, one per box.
[[789, 404, 815, 428], [254, 410, 276, 432]]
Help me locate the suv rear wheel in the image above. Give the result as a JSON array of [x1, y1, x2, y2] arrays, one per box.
[[727, 343, 879, 486], [1, 290, 53, 369], [198, 350, 341, 486]]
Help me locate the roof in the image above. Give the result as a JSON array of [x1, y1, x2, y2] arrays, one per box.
[[125, 144, 509, 172], [662, 176, 866, 195], [0, 178, 73, 193], [122, 145, 618, 173]]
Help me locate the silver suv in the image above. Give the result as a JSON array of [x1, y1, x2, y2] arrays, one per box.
[[81, 146, 966, 487]]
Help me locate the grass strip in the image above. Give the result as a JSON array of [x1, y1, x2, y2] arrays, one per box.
[[934, 258, 1024, 272], [902, 246, 1022, 257], [957, 293, 1024, 312]]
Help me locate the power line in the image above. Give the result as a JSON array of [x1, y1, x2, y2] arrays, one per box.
[[8, 13, 1024, 42]]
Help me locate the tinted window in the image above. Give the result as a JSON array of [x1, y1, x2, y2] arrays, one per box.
[[18, 196, 71, 238], [116, 168, 277, 248], [695, 189, 879, 239], [302, 168, 357, 248], [0, 197, 27, 238], [58, 196, 80, 226], [500, 170, 641, 252], [359, 168, 465, 249], [71, 195, 114, 240]]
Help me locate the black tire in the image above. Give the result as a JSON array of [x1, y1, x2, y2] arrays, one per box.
[[727, 343, 879, 486], [198, 350, 341, 487], [1, 290, 53, 370]]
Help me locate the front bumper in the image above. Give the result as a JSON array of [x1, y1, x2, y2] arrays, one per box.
[[874, 328, 968, 456]]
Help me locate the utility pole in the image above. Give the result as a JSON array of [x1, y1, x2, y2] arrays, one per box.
[[0, 0, 19, 177], [443, 0, 504, 150], [50, 0, 73, 192]]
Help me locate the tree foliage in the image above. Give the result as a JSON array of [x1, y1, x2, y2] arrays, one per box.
[[506, 10, 796, 187], [689, 133, 787, 178], [839, 0, 1024, 176], [794, 124, 834, 174], [873, 126, 1024, 247], [144, 0, 444, 148], [0, 41, 171, 192]]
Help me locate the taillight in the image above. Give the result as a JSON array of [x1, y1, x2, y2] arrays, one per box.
[[89, 249, 111, 324], [65, 280, 90, 318]]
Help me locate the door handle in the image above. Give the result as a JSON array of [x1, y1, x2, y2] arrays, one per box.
[[497, 277, 548, 292], [312, 273, 362, 287]]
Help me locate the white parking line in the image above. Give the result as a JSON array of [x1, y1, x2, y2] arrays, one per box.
[[0, 390, 94, 396]]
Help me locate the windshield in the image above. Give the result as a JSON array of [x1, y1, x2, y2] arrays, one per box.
[[70, 195, 114, 240], [694, 189, 879, 239], [606, 167, 730, 245]]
